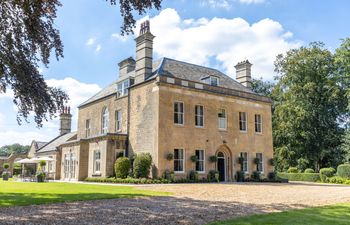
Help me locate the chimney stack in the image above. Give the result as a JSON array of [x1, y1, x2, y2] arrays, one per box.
[[235, 60, 252, 88], [135, 20, 154, 84], [59, 106, 72, 135], [118, 57, 136, 80]]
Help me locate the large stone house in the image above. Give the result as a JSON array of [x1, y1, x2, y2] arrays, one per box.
[[32, 20, 273, 181]]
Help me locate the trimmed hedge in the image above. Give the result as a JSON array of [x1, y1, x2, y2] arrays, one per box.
[[287, 167, 298, 173], [85, 177, 171, 184], [114, 157, 130, 179], [133, 153, 152, 178], [337, 164, 350, 179], [320, 168, 336, 182], [304, 168, 315, 173], [277, 172, 320, 182], [325, 176, 350, 185]]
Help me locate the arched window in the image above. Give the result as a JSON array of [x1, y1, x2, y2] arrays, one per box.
[[101, 107, 109, 134]]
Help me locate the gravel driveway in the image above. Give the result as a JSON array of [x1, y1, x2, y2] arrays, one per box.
[[1, 182, 350, 225]]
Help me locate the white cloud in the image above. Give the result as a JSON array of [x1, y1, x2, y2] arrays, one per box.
[[141, 8, 301, 80], [85, 37, 96, 46], [95, 44, 101, 53], [0, 130, 48, 146], [239, 0, 265, 4], [201, 0, 231, 10], [111, 33, 128, 42]]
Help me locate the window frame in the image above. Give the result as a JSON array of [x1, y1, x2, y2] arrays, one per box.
[[195, 105, 204, 128], [239, 112, 248, 132], [101, 107, 109, 134], [174, 148, 185, 173], [93, 150, 101, 174], [174, 101, 184, 125], [218, 108, 227, 130], [115, 110, 122, 132], [195, 149, 205, 173], [256, 153, 264, 173], [85, 119, 90, 137], [117, 78, 133, 97], [255, 114, 262, 134], [240, 152, 248, 173]]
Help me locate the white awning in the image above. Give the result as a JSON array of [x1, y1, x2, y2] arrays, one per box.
[[17, 157, 55, 164]]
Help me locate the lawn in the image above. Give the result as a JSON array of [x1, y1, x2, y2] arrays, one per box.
[[209, 203, 350, 225], [0, 179, 169, 207]]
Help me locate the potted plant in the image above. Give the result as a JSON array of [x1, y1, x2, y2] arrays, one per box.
[[209, 155, 217, 163], [2, 163, 10, 181], [238, 156, 244, 165], [166, 153, 174, 161], [190, 155, 198, 163], [253, 157, 260, 165], [236, 171, 245, 182], [36, 160, 46, 183]]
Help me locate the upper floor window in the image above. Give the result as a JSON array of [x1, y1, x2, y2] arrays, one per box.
[[174, 148, 184, 172], [202, 76, 219, 86], [195, 105, 204, 127], [255, 114, 262, 133], [256, 153, 264, 172], [218, 109, 227, 130], [195, 150, 205, 172], [85, 119, 91, 137], [101, 107, 109, 134], [239, 112, 247, 132], [115, 110, 122, 132], [240, 152, 248, 172], [117, 78, 134, 97], [174, 102, 184, 125], [93, 150, 101, 174]]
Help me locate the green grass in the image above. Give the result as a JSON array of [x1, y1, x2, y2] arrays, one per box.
[[209, 203, 350, 225], [0, 179, 169, 207]]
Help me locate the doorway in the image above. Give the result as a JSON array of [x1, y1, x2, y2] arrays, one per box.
[[63, 152, 76, 180], [217, 152, 226, 181]]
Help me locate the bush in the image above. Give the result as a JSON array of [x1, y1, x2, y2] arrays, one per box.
[[3, 163, 9, 170], [277, 172, 320, 182], [114, 157, 130, 179], [304, 168, 315, 173], [238, 157, 244, 165], [251, 171, 260, 181], [320, 168, 336, 182], [337, 164, 350, 179], [133, 153, 152, 178], [207, 170, 219, 182], [190, 155, 198, 163], [166, 153, 174, 161], [325, 176, 350, 185], [236, 171, 245, 182], [39, 160, 46, 167], [163, 169, 174, 181], [209, 155, 217, 163], [269, 158, 274, 166], [188, 170, 199, 181], [287, 167, 298, 173], [85, 177, 171, 184], [253, 158, 260, 165], [268, 172, 276, 180]]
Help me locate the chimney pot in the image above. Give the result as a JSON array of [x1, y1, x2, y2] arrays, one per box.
[[235, 60, 252, 88], [59, 105, 72, 135]]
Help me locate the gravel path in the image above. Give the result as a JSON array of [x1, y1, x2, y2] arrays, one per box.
[[1, 182, 350, 225]]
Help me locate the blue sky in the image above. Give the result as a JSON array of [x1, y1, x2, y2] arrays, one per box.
[[0, 0, 349, 145]]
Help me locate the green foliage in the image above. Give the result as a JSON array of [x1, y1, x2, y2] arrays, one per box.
[[166, 153, 174, 161], [277, 172, 321, 182], [238, 156, 244, 165], [320, 168, 336, 182], [207, 170, 219, 182], [162, 169, 174, 181], [273, 42, 348, 171], [114, 157, 130, 179], [251, 77, 274, 97], [0, 144, 30, 157], [337, 164, 350, 179], [325, 176, 350, 185], [133, 153, 152, 178], [236, 171, 245, 182], [190, 155, 198, 163], [251, 171, 261, 181], [287, 167, 298, 173], [209, 155, 217, 163], [297, 158, 309, 172], [253, 157, 260, 165], [3, 163, 9, 170], [304, 168, 315, 173], [85, 177, 171, 184], [39, 160, 46, 167], [36, 172, 45, 182], [188, 170, 199, 181], [267, 172, 276, 180]]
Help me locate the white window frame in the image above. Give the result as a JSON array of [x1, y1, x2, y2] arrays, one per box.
[[241, 152, 248, 173], [85, 119, 90, 137], [174, 148, 185, 173], [174, 101, 184, 125], [203, 76, 219, 86], [256, 153, 264, 173], [93, 150, 101, 174], [218, 109, 227, 130], [101, 107, 109, 134], [239, 112, 247, 132], [195, 105, 204, 128], [255, 114, 262, 134], [117, 79, 130, 97], [115, 110, 122, 132], [195, 149, 205, 173]]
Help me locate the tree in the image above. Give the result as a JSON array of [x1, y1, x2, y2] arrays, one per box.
[[0, 143, 30, 157], [251, 78, 274, 98], [273, 42, 347, 171], [0, 0, 162, 126]]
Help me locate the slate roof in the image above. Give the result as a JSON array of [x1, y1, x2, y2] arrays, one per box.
[[36, 132, 77, 153], [36, 141, 48, 149], [79, 57, 257, 107]]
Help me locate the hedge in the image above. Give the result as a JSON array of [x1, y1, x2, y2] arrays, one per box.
[[304, 168, 315, 173], [133, 153, 152, 178], [337, 164, 350, 179], [320, 168, 336, 182], [85, 177, 171, 184], [277, 172, 320, 182], [325, 176, 350, 185], [287, 167, 298, 173], [114, 157, 130, 179]]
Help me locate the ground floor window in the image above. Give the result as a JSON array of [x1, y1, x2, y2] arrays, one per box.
[[256, 153, 263, 172], [195, 150, 204, 172], [240, 152, 248, 172], [174, 149, 184, 172], [93, 150, 101, 174]]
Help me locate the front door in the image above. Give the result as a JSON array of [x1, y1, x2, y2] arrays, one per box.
[[217, 152, 225, 181], [64, 152, 76, 180]]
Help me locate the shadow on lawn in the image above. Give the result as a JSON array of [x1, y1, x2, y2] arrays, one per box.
[[0, 194, 319, 225]]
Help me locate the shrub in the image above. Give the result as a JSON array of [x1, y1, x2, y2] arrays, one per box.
[[133, 153, 152, 178], [304, 168, 315, 173], [207, 170, 219, 182], [166, 153, 174, 161], [251, 171, 260, 181], [85, 177, 171, 184], [320, 168, 336, 182], [114, 157, 130, 179], [267, 172, 276, 181], [326, 176, 348, 184], [253, 158, 260, 165], [39, 160, 46, 167], [36, 171, 45, 182], [3, 163, 9, 170], [209, 155, 217, 163], [188, 170, 199, 181], [277, 172, 320, 182], [190, 155, 198, 163], [287, 167, 298, 173], [163, 169, 174, 181], [238, 157, 244, 165], [269, 158, 274, 166], [337, 164, 350, 179], [236, 171, 245, 182]]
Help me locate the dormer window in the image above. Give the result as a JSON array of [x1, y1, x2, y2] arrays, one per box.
[[117, 78, 134, 97], [202, 76, 219, 86]]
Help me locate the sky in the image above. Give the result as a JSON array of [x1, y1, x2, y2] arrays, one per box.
[[0, 0, 349, 146]]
